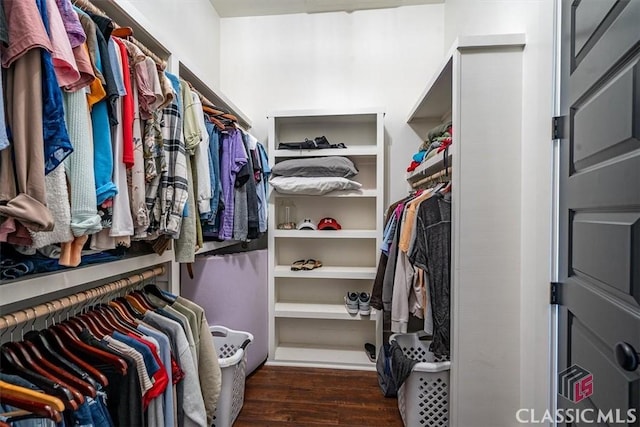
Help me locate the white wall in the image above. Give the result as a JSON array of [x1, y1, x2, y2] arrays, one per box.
[[445, 0, 555, 423], [115, 0, 222, 86], [219, 5, 445, 203]]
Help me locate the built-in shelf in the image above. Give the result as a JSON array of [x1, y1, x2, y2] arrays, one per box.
[[273, 265, 376, 279], [178, 63, 252, 129], [272, 189, 377, 198], [271, 344, 375, 370], [406, 150, 453, 183], [406, 33, 526, 123], [274, 302, 378, 321], [0, 251, 175, 307], [195, 240, 241, 255], [272, 230, 377, 239], [273, 146, 378, 158]]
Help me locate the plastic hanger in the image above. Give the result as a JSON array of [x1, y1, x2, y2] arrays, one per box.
[[143, 284, 175, 305]]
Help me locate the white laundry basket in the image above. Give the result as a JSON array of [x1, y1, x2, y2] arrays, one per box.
[[390, 332, 451, 427], [209, 326, 254, 427]]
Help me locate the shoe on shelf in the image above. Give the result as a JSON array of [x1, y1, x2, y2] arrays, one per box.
[[358, 292, 371, 316], [344, 291, 359, 315]]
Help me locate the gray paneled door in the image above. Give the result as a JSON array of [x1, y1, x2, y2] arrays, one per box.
[[558, 0, 640, 425]]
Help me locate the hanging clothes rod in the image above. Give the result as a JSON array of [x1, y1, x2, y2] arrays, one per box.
[[0, 266, 165, 330], [72, 0, 168, 70], [411, 167, 452, 189]]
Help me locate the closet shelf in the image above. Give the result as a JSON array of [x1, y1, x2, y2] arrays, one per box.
[[274, 302, 378, 321], [273, 265, 377, 279], [178, 62, 252, 129], [271, 344, 375, 370], [0, 251, 174, 307], [273, 145, 378, 158], [272, 189, 377, 198], [272, 230, 377, 239], [195, 240, 241, 255], [406, 151, 453, 183], [406, 33, 526, 123]]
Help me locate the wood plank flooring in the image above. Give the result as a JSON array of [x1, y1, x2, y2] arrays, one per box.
[[234, 366, 404, 427]]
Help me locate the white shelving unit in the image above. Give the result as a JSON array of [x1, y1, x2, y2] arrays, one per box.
[[267, 109, 384, 370], [406, 34, 525, 426]]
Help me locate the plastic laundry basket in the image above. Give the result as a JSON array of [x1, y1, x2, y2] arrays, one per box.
[[390, 332, 451, 427], [209, 325, 254, 427]]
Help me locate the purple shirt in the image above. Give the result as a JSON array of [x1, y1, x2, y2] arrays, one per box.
[[219, 129, 248, 239], [55, 0, 86, 48]]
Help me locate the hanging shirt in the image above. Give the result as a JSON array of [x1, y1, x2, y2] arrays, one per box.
[[38, 0, 74, 175], [137, 323, 175, 427], [113, 37, 134, 168], [75, 8, 117, 205], [45, 0, 79, 88], [55, 0, 85, 48], [192, 94, 211, 217], [143, 311, 207, 427], [107, 37, 134, 240], [219, 129, 247, 240]]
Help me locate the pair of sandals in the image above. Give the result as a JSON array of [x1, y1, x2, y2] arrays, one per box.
[[291, 259, 323, 271]]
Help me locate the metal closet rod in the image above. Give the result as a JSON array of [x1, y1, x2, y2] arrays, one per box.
[[0, 265, 165, 330], [72, 0, 167, 70]]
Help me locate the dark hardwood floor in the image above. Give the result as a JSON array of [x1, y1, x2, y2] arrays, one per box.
[[234, 366, 404, 427]]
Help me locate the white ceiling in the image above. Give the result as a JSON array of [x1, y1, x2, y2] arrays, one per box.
[[210, 0, 444, 18]]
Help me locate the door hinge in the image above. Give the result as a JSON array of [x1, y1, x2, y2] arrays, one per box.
[[550, 282, 562, 305], [552, 116, 567, 140]]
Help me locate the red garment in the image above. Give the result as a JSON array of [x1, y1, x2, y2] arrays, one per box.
[[113, 38, 135, 168], [171, 355, 185, 385], [437, 137, 452, 153], [127, 333, 169, 410], [407, 161, 421, 172]]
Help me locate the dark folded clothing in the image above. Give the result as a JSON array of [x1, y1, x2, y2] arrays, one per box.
[[278, 136, 346, 150]]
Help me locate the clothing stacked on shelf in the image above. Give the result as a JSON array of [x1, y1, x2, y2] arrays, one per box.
[[0, 0, 269, 270], [370, 181, 452, 359], [406, 121, 452, 173], [0, 286, 220, 427], [269, 156, 361, 196]]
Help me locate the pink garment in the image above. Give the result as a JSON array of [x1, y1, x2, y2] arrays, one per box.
[[137, 57, 163, 119], [0, 217, 16, 242], [65, 41, 95, 91], [45, 0, 80, 88], [7, 221, 34, 246], [2, 0, 52, 68]]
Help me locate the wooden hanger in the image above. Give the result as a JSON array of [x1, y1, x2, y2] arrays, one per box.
[[41, 329, 109, 387], [0, 380, 65, 412], [17, 340, 97, 398], [0, 393, 63, 423], [3, 342, 85, 408], [50, 324, 128, 375], [24, 330, 101, 391], [0, 346, 77, 410]]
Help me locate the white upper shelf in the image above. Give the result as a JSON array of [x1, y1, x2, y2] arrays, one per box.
[[0, 251, 175, 307], [406, 150, 452, 183], [179, 62, 252, 129], [273, 145, 378, 158], [406, 33, 526, 123]]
